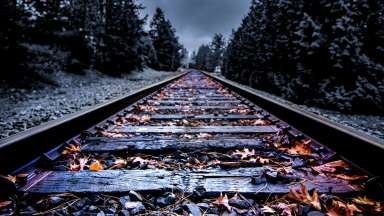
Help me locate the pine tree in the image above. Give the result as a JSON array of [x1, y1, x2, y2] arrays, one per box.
[[96, 0, 146, 74], [207, 33, 225, 72], [223, 0, 384, 113], [0, 0, 17, 80], [194, 44, 211, 70], [180, 47, 189, 66], [149, 8, 182, 71]]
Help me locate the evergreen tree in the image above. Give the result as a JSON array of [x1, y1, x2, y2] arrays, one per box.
[[97, 0, 146, 74], [149, 8, 182, 71], [180, 47, 189, 66], [194, 44, 211, 70], [223, 0, 384, 113], [207, 33, 225, 71], [0, 0, 17, 80]]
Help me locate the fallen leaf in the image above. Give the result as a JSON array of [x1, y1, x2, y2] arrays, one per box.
[[124, 201, 142, 210], [180, 134, 194, 139], [285, 140, 312, 155], [141, 115, 151, 122], [131, 157, 157, 167], [287, 184, 321, 210], [98, 131, 127, 138], [313, 160, 350, 173], [327, 200, 362, 216], [352, 196, 383, 212], [197, 133, 212, 139], [212, 193, 232, 212], [1, 175, 16, 183], [270, 203, 298, 216], [69, 163, 80, 171], [62, 144, 81, 155], [329, 174, 368, 181], [254, 156, 270, 164], [232, 148, 255, 159], [89, 160, 103, 171], [352, 196, 377, 206], [261, 206, 276, 213], [78, 158, 88, 171], [109, 159, 127, 169], [254, 119, 267, 125], [138, 105, 157, 112], [0, 200, 12, 209]]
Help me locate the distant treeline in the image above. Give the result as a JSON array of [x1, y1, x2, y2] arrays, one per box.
[[0, 0, 186, 82], [191, 33, 226, 72], [199, 0, 384, 114]]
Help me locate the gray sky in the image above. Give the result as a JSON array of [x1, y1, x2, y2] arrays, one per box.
[[138, 0, 251, 53]]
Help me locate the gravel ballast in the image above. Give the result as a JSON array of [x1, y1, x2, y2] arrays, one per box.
[[1, 70, 383, 143], [225, 78, 384, 142], [0, 69, 180, 139]]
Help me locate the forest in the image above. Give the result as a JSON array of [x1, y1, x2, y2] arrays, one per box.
[[0, 0, 185, 84], [194, 0, 384, 114]]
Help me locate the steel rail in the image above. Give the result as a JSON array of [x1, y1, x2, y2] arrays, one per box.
[[0, 71, 187, 174], [203, 71, 384, 178]]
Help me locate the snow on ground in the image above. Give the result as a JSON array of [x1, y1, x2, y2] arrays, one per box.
[[0, 68, 180, 139]]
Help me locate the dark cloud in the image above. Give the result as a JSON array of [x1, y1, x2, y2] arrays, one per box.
[[138, 0, 251, 52]]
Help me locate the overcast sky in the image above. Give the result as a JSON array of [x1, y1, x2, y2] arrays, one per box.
[[138, 0, 251, 53]]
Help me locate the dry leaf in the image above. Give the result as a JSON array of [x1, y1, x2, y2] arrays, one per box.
[[352, 196, 377, 206], [261, 206, 276, 213], [0, 200, 12, 209], [329, 174, 368, 181], [212, 193, 232, 212], [1, 175, 16, 183], [110, 159, 127, 169], [327, 200, 361, 216], [89, 160, 103, 171], [197, 133, 212, 139], [270, 203, 298, 216], [180, 134, 194, 139], [286, 140, 312, 155], [138, 105, 157, 112], [62, 144, 81, 155], [131, 157, 157, 167], [254, 119, 267, 125], [232, 148, 256, 159], [69, 163, 80, 171], [99, 131, 127, 138], [141, 115, 151, 122], [287, 184, 321, 210], [79, 158, 88, 171], [352, 196, 383, 212], [313, 160, 349, 173]]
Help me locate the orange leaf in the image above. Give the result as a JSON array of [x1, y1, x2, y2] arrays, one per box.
[[287, 184, 321, 210], [1, 175, 16, 183], [286, 140, 312, 155], [141, 115, 151, 122], [329, 174, 368, 181], [89, 160, 103, 171], [352, 196, 378, 206], [327, 200, 361, 216], [213, 193, 232, 212], [312, 160, 349, 173], [62, 144, 81, 155]]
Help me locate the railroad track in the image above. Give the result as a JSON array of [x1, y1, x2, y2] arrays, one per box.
[[0, 70, 383, 215]]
